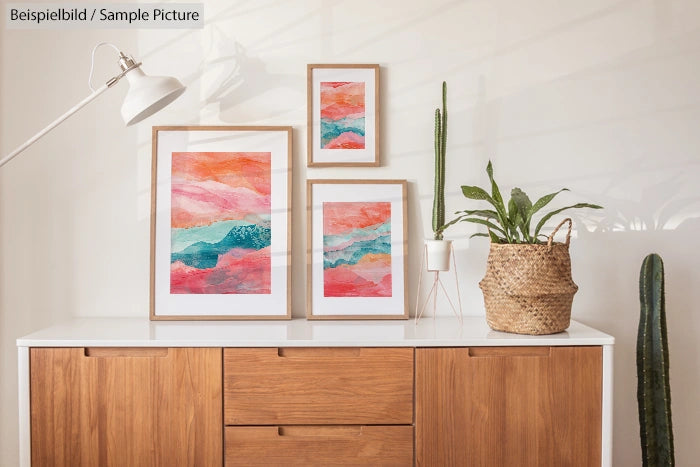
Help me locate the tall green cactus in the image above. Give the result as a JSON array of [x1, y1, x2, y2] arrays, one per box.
[[637, 253, 674, 466], [432, 81, 447, 240]]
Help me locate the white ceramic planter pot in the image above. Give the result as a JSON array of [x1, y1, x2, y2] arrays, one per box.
[[425, 239, 452, 272]]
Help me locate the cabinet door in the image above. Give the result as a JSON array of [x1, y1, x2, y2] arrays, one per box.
[[30, 347, 222, 467], [416, 346, 602, 467]]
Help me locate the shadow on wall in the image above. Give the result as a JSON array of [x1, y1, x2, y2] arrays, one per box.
[[193, 27, 305, 122], [571, 161, 700, 466]]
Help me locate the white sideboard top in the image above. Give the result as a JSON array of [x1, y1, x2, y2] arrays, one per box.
[[17, 317, 614, 347]]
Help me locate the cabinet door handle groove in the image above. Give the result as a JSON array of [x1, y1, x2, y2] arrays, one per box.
[[84, 347, 169, 358], [468, 347, 551, 358]]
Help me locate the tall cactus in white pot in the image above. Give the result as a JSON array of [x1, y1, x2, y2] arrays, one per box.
[[416, 81, 463, 323], [426, 81, 452, 271]]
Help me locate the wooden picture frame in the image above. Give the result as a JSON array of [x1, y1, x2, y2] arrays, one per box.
[[306, 179, 408, 319], [150, 126, 292, 320], [307, 64, 380, 167]]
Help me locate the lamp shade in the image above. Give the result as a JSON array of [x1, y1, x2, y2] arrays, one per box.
[[120, 68, 186, 126], [1, 45, 187, 169]]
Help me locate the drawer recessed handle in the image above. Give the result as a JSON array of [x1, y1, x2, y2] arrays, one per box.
[[277, 426, 363, 437], [468, 347, 551, 358], [84, 347, 169, 358], [276, 348, 362, 358]]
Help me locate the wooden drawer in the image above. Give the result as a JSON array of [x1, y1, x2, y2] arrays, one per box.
[[225, 425, 414, 466], [224, 347, 413, 425]]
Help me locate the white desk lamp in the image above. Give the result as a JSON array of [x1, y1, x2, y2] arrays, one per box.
[[0, 42, 186, 168]]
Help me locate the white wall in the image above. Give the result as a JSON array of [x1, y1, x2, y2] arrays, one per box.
[[1, 0, 699, 465]]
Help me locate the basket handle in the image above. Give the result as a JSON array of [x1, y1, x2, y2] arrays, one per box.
[[547, 218, 573, 247]]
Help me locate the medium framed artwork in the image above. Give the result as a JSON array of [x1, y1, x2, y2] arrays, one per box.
[[150, 126, 292, 320], [306, 179, 408, 319], [307, 64, 380, 167]]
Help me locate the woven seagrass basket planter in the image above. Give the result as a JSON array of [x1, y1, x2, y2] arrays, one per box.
[[479, 218, 578, 335]]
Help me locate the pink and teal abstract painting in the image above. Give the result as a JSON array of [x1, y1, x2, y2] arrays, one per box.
[[170, 152, 271, 294], [323, 202, 392, 297], [320, 81, 365, 149]]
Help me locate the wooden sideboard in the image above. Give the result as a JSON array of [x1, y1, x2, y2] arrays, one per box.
[[18, 318, 614, 466]]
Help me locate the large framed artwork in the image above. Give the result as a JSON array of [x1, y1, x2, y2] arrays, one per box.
[[150, 126, 291, 320], [307, 64, 380, 167], [306, 179, 408, 319]]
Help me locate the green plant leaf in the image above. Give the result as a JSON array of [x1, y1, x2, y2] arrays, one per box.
[[533, 203, 604, 238], [484, 161, 514, 242], [438, 208, 498, 236], [459, 217, 506, 236], [469, 232, 491, 239], [515, 214, 529, 243], [508, 198, 518, 223], [461, 185, 495, 203], [528, 188, 569, 221], [510, 188, 534, 242], [511, 187, 532, 221], [485, 161, 499, 200], [510, 229, 521, 243], [485, 161, 510, 240], [488, 229, 504, 243], [460, 186, 508, 241], [454, 209, 499, 219], [435, 213, 467, 235], [511, 188, 532, 214], [507, 198, 525, 242]]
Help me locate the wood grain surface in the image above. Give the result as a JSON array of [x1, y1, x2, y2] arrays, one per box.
[[224, 347, 414, 425], [224, 425, 413, 466], [416, 346, 602, 467], [30, 347, 222, 467]]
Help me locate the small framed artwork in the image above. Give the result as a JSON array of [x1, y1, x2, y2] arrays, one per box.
[[307, 64, 380, 167], [307, 179, 408, 319], [150, 126, 291, 320]]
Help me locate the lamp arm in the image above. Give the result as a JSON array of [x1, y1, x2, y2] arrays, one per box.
[[0, 83, 111, 169], [1, 43, 184, 169]]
